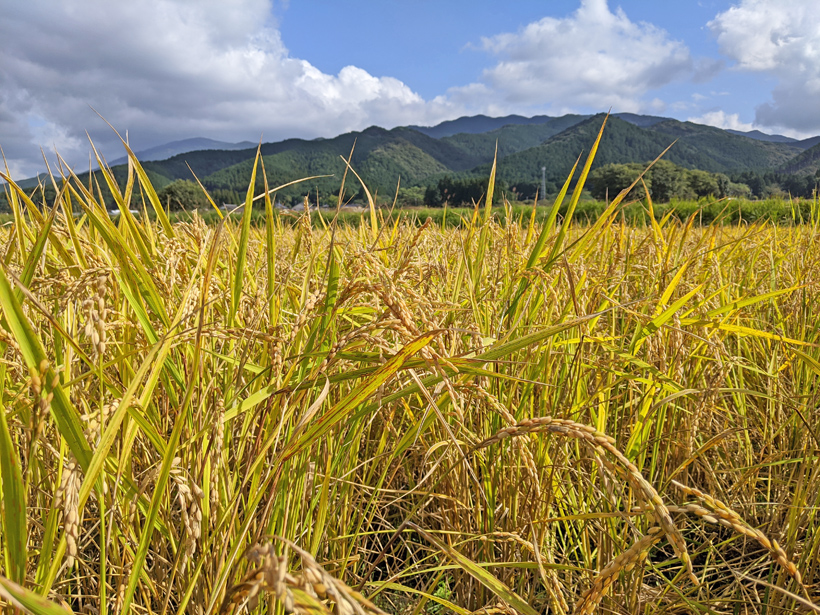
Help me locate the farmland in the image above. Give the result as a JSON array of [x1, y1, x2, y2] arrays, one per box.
[[0, 124, 819, 615]]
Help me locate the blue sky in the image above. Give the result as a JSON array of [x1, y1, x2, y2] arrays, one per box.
[[278, 1, 729, 98], [2, 0, 819, 178]]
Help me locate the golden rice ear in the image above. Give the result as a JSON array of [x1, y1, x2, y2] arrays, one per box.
[[477, 417, 696, 586], [574, 528, 664, 615], [220, 539, 388, 615], [670, 481, 803, 586]]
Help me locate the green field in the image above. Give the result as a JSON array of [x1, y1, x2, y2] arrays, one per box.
[[0, 129, 818, 615]]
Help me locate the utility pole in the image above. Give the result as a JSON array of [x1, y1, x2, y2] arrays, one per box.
[[541, 166, 547, 203]]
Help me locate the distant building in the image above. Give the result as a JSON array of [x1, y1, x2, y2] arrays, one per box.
[[108, 209, 140, 217]]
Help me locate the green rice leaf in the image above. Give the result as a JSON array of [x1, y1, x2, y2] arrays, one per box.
[[410, 525, 539, 615], [479, 311, 602, 362], [483, 142, 497, 224], [17, 202, 59, 303], [547, 114, 608, 264], [0, 266, 92, 471], [704, 285, 802, 318], [0, 382, 26, 584], [629, 284, 703, 354], [285, 331, 438, 457], [232, 145, 261, 325], [340, 156, 379, 245], [0, 575, 73, 615], [93, 117, 176, 238], [369, 582, 471, 615]]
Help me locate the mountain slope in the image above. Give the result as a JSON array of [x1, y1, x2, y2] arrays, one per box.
[[419, 114, 807, 189], [779, 142, 820, 175], [647, 120, 802, 170], [440, 115, 588, 162], [140, 125, 482, 188], [140, 148, 255, 183], [473, 114, 806, 188], [409, 114, 558, 138], [726, 129, 798, 144], [486, 115, 716, 186], [10, 112, 820, 208], [794, 136, 820, 150], [108, 137, 256, 166], [201, 126, 473, 198], [612, 112, 669, 128]]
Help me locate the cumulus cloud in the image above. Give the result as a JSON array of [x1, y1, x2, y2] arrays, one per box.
[[688, 110, 755, 132], [450, 0, 712, 115], [709, 0, 820, 134], [0, 0, 732, 180], [0, 0, 458, 178]]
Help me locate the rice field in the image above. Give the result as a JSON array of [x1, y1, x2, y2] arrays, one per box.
[[0, 126, 819, 615]]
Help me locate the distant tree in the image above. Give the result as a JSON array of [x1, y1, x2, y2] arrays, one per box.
[[589, 163, 649, 201], [211, 189, 243, 207], [509, 181, 543, 200], [590, 161, 743, 202], [688, 170, 721, 198], [424, 183, 443, 207], [715, 173, 730, 198], [396, 186, 425, 207], [647, 160, 687, 202], [781, 174, 817, 198], [742, 173, 768, 198], [423, 175, 502, 207], [158, 180, 210, 210], [726, 182, 752, 198], [763, 183, 788, 199]]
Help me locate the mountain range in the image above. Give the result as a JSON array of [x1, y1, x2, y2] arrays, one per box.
[[10, 112, 820, 204], [107, 137, 256, 166]]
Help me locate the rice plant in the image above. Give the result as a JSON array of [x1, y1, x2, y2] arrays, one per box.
[[0, 118, 818, 615]]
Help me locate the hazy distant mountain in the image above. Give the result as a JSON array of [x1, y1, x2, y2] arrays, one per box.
[[794, 136, 820, 150], [107, 137, 256, 166], [726, 129, 798, 144]]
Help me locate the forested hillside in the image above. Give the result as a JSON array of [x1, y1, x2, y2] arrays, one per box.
[[486, 116, 716, 188], [440, 115, 588, 161], [409, 113, 557, 138], [647, 120, 801, 169], [5, 111, 820, 210], [778, 142, 820, 175], [200, 126, 480, 203]]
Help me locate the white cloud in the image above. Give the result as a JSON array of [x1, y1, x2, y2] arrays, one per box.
[[709, 0, 820, 134], [450, 0, 711, 115], [688, 110, 755, 132], [0, 0, 458, 178], [0, 0, 735, 180]]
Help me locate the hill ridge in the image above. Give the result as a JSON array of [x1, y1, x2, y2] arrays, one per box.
[[9, 112, 820, 205]]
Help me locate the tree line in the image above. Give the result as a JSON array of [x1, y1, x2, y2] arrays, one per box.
[[4, 161, 820, 213], [587, 161, 748, 201]]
